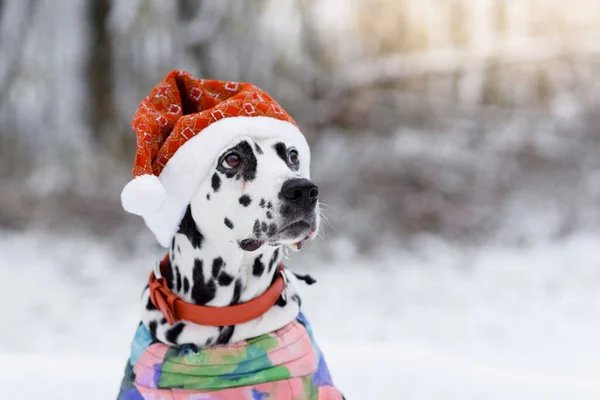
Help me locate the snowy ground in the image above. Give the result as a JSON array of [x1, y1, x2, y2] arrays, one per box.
[[1, 230, 599, 399]]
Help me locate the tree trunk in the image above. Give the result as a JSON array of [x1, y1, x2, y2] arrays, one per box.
[[86, 0, 117, 152]]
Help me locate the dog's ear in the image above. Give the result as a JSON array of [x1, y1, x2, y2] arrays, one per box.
[[293, 273, 317, 285]]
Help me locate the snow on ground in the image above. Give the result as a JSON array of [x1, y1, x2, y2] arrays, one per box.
[[1, 230, 599, 399]]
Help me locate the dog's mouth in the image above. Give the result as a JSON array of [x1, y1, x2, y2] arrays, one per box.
[[278, 220, 311, 236], [238, 238, 265, 252], [277, 220, 314, 250], [238, 237, 311, 252], [238, 220, 316, 252]]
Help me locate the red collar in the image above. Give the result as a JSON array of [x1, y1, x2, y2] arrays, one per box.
[[148, 254, 288, 326]]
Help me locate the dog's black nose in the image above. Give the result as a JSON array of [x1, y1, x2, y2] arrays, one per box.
[[281, 179, 319, 209]]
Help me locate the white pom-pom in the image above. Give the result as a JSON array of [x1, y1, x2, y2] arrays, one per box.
[[121, 174, 167, 216]]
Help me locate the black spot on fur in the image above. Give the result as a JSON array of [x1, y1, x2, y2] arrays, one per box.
[[205, 338, 214, 346], [224, 217, 234, 230], [268, 248, 280, 272], [146, 296, 157, 311], [231, 279, 243, 305], [261, 221, 268, 232], [259, 199, 266, 208], [238, 141, 257, 181], [293, 273, 317, 285], [160, 318, 167, 324], [148, 320, 157, 338], [267, 223, 277, 237], [177, 245, 181, 254], [214, 282, 242, 345], [271, 271, 287, 307], [183, 277, 190, 293], [212, 257, 224, 278], [188, 344, 199, 353], [254, 143, 263, 154], [216, 326, 235, 344], [164, 259, 174, 290], [273, 142, 288, 164], [266, 211, 272, 219], [175, 266, 182, 292], [178, 206, 204, 249], [218, 141, 258, 181], [165, 323, 185, 344], [206, 193, 210, 200], [211, 173, 221, 192], [218, 272, 234, 286], [253, 219, 261, 237], [191, 258, 216, 305], [252, 255, 265, 277], [291, 294, 302, 307], [267, 201, 273, 209], [274, 294, 287, 307], [171, 237, 175, 253], [239, 195, 252, 207]]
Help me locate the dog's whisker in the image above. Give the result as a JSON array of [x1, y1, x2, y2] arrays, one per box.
[[317, 207, 334, 220], [318, 202, 335, 212], [317, 220, 328, 237], [315, 230, 325, 240], [319, 211, 332, 225], [317, 223, 328, 238], [314, 214, 329, 240], [318, 211, 334, 232], [320, 221, 329, 236], [317, 208, 332, 216]]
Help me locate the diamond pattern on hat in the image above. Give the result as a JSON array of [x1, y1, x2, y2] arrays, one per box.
[[129, 70, 297, 178]]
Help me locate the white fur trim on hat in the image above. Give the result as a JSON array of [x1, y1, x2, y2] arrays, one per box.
[[130, 116, 310, 247], [121, 174, 168, 216]]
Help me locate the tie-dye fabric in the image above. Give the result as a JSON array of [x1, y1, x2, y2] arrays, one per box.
[[118, 313, 343, 399]]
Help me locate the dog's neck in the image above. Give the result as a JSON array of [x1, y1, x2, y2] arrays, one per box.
[[167, 226, 283, 307], [140, 208, 301, 348]]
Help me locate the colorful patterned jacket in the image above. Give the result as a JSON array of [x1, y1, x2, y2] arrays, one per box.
[[118, 313, 344, 399]]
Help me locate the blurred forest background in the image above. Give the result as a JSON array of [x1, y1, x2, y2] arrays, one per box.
[[2, 2, 600, 397], [2, 0, 600, 253]]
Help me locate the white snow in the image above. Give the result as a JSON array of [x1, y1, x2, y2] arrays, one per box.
[[1, 230, 599, 399]]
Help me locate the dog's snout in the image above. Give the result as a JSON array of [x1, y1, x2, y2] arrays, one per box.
[[281, 178, 319, 209]]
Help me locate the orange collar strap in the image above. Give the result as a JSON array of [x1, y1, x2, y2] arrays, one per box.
[[148, 254, 288, 327]]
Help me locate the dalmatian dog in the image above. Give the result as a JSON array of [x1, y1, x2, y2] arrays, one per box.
[[140, 136, 320, 347]]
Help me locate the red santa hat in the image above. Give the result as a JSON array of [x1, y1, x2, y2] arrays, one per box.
[[121, 70, 310, 247]]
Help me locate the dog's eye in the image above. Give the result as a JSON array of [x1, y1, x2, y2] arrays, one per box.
[[287, 149, 299, 165], [222, 153, 241, 169]]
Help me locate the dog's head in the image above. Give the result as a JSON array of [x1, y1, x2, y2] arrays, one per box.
[[189, 136, 320, 252]]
